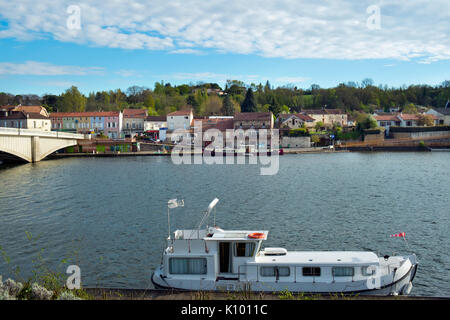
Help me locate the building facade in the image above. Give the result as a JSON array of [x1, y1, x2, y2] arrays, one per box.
[[123, 109, 148, 137], [301, 109, 348, 127], [277, 113, 315, 129], [166, 110, 194, 142], [50, 111, 123, 138], [233, 112, 274, 130], [0, 105, 51, 131]]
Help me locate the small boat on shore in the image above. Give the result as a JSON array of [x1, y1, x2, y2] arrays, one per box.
[[152, 199, 418, 295]]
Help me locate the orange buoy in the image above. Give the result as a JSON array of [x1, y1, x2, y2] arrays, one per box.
[[248, 232, 265, 239]]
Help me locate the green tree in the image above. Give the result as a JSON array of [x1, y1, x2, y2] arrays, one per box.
[[204, 95, 222, 115], [356, 114, 378, 132], [221, 95, 234, 116], [241, 88, 257, 112], [144, 94, 155, 109], [59, 86, 86, 112], [280, 105, 290, 114], [311, 135, 320, 145], [416, 114, 434, 126], [402, 103, 418, 114], [314, 121, 324, 131]]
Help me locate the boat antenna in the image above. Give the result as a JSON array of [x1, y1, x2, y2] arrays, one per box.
[[190, 198, 219, 238]]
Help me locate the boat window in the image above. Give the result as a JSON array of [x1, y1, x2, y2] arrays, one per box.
[[234, 242, 256, 257], [362, 266, 376, 276], [332, 266, 354, 277], [302, 267, 321, 277], [169, 258, 207, 275], [260, 266, 290, 277]]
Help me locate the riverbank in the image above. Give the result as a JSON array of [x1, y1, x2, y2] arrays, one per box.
[[83, 287, 449, 300], [48, 147, 347, 159]]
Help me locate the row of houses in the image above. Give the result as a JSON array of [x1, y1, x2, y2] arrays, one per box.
[[0, 105, 352, 142], [373, 107, 450, 135]]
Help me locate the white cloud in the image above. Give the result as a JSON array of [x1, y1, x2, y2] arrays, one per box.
[[169, 48, 204, 55], [0, 61, 104, 76], [0, 0, 449, 62]]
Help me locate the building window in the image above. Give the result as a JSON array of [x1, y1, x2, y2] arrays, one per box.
[[169, 258, 207, 275], [260, 266, 290, 277], [302, 267, 321, 277], [234, 242, 255, 257], [332, 267, 354, 277]]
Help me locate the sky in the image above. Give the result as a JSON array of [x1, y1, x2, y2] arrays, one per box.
[[0, 0, 449, 95]]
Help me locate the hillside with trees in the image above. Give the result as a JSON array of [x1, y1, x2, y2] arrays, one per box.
[[0, 79, 449, 117]]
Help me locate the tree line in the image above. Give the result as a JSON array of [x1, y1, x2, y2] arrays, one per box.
[[0, 79, 449, 117]]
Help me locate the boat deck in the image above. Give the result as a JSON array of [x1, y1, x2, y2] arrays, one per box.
[[253, 251, 380, 265]]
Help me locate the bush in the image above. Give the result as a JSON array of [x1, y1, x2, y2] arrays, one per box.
[[57, 290, 82, 300], [30, 283, 53, 300], [288, 128, 310, 137]]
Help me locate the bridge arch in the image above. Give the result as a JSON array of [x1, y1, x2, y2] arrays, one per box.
[[0, 145, 31, 162], [39, 140, 78, 161]]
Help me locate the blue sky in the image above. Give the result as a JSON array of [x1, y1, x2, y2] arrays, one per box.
[[0, 0, 449, 95]]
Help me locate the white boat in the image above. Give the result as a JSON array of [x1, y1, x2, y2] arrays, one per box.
[[152, 198, 418, 296]]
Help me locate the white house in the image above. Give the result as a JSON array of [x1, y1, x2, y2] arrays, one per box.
[[166, 109, 194, 143], [144, 115, 167, 141], [167, 110, 193, 130], [426, 107, 450, 125]]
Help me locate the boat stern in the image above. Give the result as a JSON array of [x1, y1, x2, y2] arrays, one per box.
[[393, 254, 418, 295]]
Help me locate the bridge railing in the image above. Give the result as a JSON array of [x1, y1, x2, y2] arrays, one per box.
[[0, 127, 89, 140]]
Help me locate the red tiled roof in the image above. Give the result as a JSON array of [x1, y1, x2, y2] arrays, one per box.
[[302, 109, 345, 115], [0, 111, 49, 120], [193, 118, 234, 131], [123, 108, 148, 118], [234, 112, 273, 121], [1, 105, 48, 117], [374, 115, 400, 121], [398, 113, 438, 121], [167, 110, 193, 116], [14, 105, 46, 114], [278, 113, 315, 122], [296, 113, 315, 121]]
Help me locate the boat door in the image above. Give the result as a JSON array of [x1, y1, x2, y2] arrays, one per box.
[[219, 242, 232, 274]]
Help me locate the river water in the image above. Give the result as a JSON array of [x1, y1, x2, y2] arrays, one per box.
[[0, 152, 449, 296]]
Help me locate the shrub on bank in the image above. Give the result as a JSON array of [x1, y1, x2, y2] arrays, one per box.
[[0, 275, 87, 300]]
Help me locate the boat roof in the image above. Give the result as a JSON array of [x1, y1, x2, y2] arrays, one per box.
[[205, 229, 268, 241], [253, 251, 379, 266]]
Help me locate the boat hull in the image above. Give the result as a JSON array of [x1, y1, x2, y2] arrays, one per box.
[[151, 262, 418, 296]]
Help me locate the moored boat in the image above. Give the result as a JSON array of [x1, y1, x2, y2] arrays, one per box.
[[152, 198, 418, 295]]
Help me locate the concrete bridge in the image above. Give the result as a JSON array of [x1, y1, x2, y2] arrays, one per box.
[[0, 128, 88, 163]]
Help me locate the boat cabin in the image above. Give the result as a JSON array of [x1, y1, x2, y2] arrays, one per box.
[[164, 227, 267, 278]]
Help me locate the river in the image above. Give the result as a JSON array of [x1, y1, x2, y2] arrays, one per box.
[[0, 152, 449, 296]]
